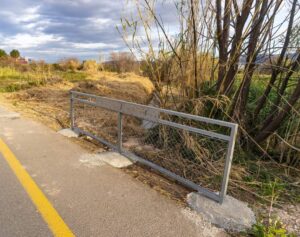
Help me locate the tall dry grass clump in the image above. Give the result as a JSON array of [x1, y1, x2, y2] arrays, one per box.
[[58, 58, 80, 71], [82, 60, 98, 73]]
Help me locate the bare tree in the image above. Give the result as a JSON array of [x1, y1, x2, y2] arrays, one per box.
[[121, 0, 300, 160]]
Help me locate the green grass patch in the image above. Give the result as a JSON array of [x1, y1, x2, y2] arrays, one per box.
[[58, 71, 88, 82], [0, 66, 89, 92], [0, 67, 50, 92], [251, 219, 296, 237]]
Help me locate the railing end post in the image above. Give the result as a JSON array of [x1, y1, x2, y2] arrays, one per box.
[[70, 92, 75, 130], [117, 112, 123, 153]]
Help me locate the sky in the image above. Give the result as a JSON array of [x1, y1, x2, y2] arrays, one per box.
[[0, 0, 179, 62], [0, 0, 138, 62], [0, 0, 293, 63]]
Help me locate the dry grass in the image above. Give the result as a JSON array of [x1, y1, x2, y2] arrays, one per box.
[[75, 71, 154, 103], [1, 71, 154, 131]]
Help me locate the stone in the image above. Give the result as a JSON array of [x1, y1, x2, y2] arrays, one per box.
[[187, 192, 256, 232], [142, 120, 158, 129], [270, 204, 300, 235], [123, 137, 140, 148], [95, 151, 134, 168], [58, 128, 79, 138]]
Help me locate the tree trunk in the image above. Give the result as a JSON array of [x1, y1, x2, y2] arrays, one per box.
[[253, 0, 298, 117], [260, 51, 300, 130], [190, 0, 199, 97], [220, 0, 254, 94], [231, 0, 269, 121], [254, 75, 300, 143]]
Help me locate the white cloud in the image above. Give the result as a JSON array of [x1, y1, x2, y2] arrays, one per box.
[[0, 0, 130, 61], [0, 6, 40, 24], [72, 42, 118, 49], [0, 33, 63, 49], [88, 17, 112, 26]]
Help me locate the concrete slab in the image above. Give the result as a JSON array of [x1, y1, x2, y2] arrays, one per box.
[[0, 112, 20, 119], [57, 128, 79, 138], [79, 154, 106, 168], [187, 192, 256, 232], [95, 151, 134, 168], [181, 208, 229, 237], [0, 107, 20, 119]]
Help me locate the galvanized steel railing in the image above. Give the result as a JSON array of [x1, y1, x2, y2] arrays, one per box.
[[70, 90, 238, 203]]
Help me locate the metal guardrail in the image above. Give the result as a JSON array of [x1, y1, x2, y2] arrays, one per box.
[[70, 90, 238, 203]]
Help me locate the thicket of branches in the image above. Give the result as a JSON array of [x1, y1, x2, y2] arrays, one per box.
[[121, 0, 300, 165], [105, 52, 140, 73]]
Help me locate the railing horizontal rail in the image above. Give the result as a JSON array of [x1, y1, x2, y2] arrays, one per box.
[[71, 90, 237, 128], [74, 127, 118, 150], [158, 119, 231, 141], [73, 97, 231, 141]]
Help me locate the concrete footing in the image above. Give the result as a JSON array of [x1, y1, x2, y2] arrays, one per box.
[[79, 154, 106, 168], [0, 112, 20, 119], [95, 152, 134, 168], [187, 192, 256, 232], [58, 128, 79, 138], [0, 106, 20, 119], [80, 152, 133, 169]]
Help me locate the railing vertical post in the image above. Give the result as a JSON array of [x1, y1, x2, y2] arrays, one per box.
[[219, 124, 238, 203], [117, 112, 123, 152], [70, 92, 75, 130]]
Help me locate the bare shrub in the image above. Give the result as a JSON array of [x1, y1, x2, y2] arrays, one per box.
[[58, 58, 80, 71], [105, 52, 140, 74], [29, 60, 52, 72], [82, 60, 98, 73]]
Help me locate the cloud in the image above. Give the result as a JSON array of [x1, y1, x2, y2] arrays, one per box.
[[0, 33, 63, 49], [72, 42, 118, 49], [0, 0, 178, 62], [0, 0, 129, 61]]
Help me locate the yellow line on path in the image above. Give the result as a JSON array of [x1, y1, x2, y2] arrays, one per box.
[[0, 138, 75, 237]]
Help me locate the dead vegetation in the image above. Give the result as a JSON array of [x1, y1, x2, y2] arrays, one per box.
[[73, 72, 154, 104], [1, 71, 154, 131]]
